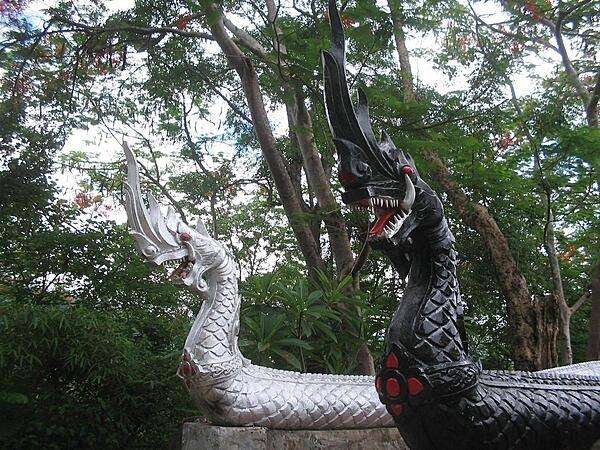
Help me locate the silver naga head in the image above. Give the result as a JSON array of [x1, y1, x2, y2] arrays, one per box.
[[122, 142, 228, 297]]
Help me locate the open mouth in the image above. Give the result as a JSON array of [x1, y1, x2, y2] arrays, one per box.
[[344, 175, 415, 241], [354, 197, 410, 240], [167, 257, 195, 282]]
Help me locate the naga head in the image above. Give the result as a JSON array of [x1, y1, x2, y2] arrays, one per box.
[[322, 0, 444, 267], [123, 142, 229, 297]]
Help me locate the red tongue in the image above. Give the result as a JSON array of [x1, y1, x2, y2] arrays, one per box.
[[368, 210, 396, 237]]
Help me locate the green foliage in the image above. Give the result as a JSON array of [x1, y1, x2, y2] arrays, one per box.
[[0, 0, 598, 445], [0, 300, 194, 449], [240, 269, 396, 374]]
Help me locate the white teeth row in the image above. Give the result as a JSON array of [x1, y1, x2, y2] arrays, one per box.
[[382, 213, 406, 238], [367, 197, 401, 209]]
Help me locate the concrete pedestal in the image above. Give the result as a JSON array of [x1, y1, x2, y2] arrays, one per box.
[[181, 423, 407, 450]]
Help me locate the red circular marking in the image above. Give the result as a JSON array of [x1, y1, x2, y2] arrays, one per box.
[[180, 232, 192, 241], [391, 404, 403, 416], [375, 376, 382, 393], [401, 165, 414, 175], [386, 352, 399, 369], [181, 361, 192, 377], [339, 171, 357, 185], [386, 378, 401, 397], [407, 377, 424, 396]]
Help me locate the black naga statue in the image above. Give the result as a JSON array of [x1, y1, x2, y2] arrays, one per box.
[[322, 1, 600, 448]]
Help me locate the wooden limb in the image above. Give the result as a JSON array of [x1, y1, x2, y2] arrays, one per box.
[[586, 72, 600, 128], [570, 290, 592, 316], [423, 150, 540, 370], [204, 3, 325, 280], [53, 15, 214, 41]]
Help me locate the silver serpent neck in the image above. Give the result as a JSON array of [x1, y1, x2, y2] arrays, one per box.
[[183, 257, 244, 369], [123, 142, 394, 429]]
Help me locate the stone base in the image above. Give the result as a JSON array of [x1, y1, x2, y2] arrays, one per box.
[[181, 423, 407, 450]]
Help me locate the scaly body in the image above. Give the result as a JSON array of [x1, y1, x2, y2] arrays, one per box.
[[322, 1, 600, 447], [123, 142, 394, 430]]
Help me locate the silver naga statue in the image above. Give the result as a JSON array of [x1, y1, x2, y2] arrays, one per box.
[[123, 142, 395, 429]]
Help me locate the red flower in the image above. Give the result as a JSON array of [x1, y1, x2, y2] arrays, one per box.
[[342, 16, 354, 27], [524, 0, 543, 20], [174, 14, 193, 30]]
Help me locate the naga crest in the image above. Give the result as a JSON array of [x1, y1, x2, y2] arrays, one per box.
[[122, 142, 228, 296], [322, 0, 426, 244]]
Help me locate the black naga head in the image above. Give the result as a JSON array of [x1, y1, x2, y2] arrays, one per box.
[[322, 0, 426, 243]]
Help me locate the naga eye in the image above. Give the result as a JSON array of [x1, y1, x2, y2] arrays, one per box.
[[180, 232, 192, 241], [401, 165, 414, 176]]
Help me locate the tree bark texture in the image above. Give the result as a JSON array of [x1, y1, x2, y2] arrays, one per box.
[[544, 210, 572, 365], [387, 0, 417, 103], [534, 294, 559, 368], [423, 150, 542, 370], [205, 4, 325, 280], [587, 259, 600, 360], [289, 92, 355, 278]]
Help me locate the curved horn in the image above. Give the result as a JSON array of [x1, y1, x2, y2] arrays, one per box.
[[400, 174, 416, 211], [322, 0, 396, 178], [321, 0, 366, 151], [123, 142, 179, 264]]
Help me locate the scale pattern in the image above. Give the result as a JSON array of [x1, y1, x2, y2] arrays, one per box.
[[189, 364, 395, 429], [180, 258, 395, 429], [375, 223, 600, 449], [413, 244, 464, 363]]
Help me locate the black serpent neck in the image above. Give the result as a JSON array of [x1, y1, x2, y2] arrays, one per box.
[[386, 218, 467, 366]]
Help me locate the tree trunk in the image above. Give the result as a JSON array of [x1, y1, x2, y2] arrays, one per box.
[[208, 3, 375, 374], [205, 4, 325, 280], [533, 294, 559, 368], [288, 91, 355, 278], [387, 0, 416, 103], [587, 258, 600, 360], [388, 9, 542, 370], [544, 209, 572, 365], [508, 82, 564, 367]]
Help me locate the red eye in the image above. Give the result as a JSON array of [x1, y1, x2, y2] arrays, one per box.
[[401, 165, 414, 175], [180, 232, 192, 241]]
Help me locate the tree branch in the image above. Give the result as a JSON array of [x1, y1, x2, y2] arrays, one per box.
[[570, 289, 591, 316], [222, 15, 271, 62], [468, 3, 558, 52], [586, 72, 600, 127], [52, 15, 214, 41]]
